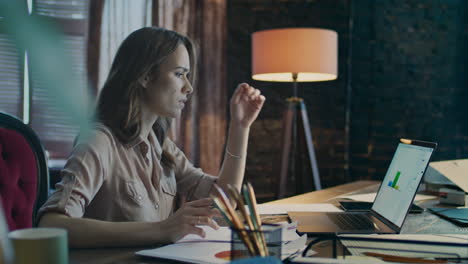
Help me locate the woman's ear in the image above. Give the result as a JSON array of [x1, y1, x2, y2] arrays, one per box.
[[139, 75, 149, 88]]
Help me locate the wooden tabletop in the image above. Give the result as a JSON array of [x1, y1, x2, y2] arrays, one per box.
[[264, 180, 379, 205], [69, 180, 467, 263], [69, 180, 379, 264]]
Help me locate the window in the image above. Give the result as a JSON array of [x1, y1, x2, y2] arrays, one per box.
[[0, 0, 90, 159], [0, 2, 27, 121], [0, 30, 24, 120]]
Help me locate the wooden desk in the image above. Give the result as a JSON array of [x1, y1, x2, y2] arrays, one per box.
[[69, 180, 466, 263], [265, 180, 379, 205]]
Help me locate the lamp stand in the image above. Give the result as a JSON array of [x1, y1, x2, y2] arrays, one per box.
[[276, 73, 322, 199]]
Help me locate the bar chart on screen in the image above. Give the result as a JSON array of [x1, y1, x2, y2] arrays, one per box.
[[388, 171, 401, 190], [373, 143, 434, 227]]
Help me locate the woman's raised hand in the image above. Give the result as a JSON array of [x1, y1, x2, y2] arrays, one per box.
[[158, 198, 220, 242], [230, 83, 266, 129]]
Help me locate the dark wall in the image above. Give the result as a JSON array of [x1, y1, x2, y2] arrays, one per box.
[[227, 0, 351, 200], [350, 0, 468, 180], [227, 0, 468, 201]]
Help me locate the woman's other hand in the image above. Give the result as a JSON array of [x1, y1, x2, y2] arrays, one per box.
[[230, 83, 266, 129]]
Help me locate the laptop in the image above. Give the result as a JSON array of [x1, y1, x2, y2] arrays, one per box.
[[288, 139, 437, 234]]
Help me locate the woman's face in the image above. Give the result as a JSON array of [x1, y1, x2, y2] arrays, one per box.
[[143, 44, 193, 118]]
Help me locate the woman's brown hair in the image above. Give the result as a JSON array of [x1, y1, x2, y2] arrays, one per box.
[[96, 27, 197, 169]]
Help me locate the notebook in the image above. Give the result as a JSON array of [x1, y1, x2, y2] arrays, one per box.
[[429, 207, 468, 226]]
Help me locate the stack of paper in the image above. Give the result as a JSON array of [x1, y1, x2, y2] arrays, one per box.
[[339, 234, 468, 259], [426, 159, 468, 192], [136, 223, 308, 264], [292, 256, 387, 263]]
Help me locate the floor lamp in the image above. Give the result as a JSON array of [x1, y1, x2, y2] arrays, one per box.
[[251, 28, 338, 198]]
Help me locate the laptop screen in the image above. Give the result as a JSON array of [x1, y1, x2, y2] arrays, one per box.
[[372, 142, 434, 227]]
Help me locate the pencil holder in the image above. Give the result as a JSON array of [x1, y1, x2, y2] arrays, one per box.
[[230, 225, 282, 260]]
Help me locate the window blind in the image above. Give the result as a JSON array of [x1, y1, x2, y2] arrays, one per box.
[[0, 30, 23, 120], [30, 0, 89, 158], [34, 0, 88, 19]]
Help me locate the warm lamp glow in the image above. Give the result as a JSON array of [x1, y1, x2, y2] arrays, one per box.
[[251, 28, 338, 82], [400, 139, 412, 144]]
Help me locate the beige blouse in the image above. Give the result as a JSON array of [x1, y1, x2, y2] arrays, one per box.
[[38, 124, 217, 222]]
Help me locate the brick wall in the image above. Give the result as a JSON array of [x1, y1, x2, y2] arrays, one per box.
[[227, 0, 351, 201], [227, 0, 468, 202], [350, 0, 468, 180]]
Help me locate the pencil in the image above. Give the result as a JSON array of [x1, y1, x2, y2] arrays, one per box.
[[212, 184, 257, 256], [211, 195, 234, 226], [243, 183, 268, 255], [227, 184, 265, 256]]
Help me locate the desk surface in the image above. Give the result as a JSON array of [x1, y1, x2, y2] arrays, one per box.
[[69, 180, 467, 264]]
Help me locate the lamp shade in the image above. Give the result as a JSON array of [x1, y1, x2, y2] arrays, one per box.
[[251, 28, 338, 82]]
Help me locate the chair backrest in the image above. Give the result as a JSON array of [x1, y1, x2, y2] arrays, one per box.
[[0, 112, 49, 230]]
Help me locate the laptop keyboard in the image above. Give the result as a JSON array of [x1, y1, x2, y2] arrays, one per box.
[[326, 213, 376, 230]]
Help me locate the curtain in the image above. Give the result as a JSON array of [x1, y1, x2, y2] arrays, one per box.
[[153, 0, 227, 175], [97, 0, 152, 89], [87, 0, 104, 95]]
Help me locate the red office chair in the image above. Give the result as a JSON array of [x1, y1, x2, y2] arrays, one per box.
[[0, 112, 49, 230]]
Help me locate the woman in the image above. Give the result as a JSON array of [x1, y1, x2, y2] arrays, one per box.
[[38, 27, 265, 248]]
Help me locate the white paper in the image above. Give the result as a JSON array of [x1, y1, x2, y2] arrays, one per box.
[[339, 234, 468, 259], [136, 223, 309, 263], [136, 238, 309, 264], [281, 222, 301, 242], [282, 233, 309, 258], [430, 159, 468, 192], [337, 192, 436, 203], [292, 256, 386, 264], [137, 241, 230, 264], [255, 203, 342, 215], [179, 222, 302, 243], [178, 226, 230, 243]]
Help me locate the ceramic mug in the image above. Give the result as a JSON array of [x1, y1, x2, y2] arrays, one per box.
[[8, 228, 68, 264]]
